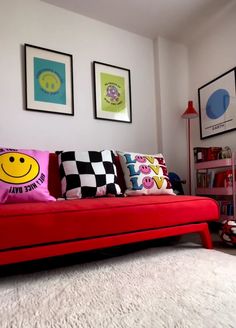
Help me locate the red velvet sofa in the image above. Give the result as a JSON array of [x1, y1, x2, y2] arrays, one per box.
[[0, 154, 219, 266]]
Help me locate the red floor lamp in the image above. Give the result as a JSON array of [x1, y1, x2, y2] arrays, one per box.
[[182, 101, 198, 195]]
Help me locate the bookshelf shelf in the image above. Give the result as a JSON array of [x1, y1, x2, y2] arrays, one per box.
[[195, 158, 232, 170], [196, 187, 234, 195], [195, 153, 236, 221]]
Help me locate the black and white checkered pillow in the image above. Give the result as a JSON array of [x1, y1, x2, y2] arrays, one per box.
[[57, 150, 122, 199]]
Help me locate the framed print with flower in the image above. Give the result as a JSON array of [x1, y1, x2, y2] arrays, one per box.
[[24, 44, 74, 116], [93, 61, 132, 123], [198, 67, 236, 139]]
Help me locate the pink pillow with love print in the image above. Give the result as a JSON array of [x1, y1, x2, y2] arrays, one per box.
[[117, 151, 175, 196], [0, 148, 55, 203]]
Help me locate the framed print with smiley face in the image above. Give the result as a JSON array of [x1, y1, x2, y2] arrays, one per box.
[[24, 44, 74, 115]]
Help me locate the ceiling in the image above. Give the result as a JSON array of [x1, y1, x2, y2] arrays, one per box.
[[42, 0, 236, 44]]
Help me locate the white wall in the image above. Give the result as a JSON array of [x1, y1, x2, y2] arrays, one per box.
[[0, 0, 157, 154], [189, 2, 236, 151], [188, 3, 236, 193], [154, 37, 189, 182], [5, 0, 235, 191]]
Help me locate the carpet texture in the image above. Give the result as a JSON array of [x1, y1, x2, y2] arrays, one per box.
[[0, 244, 236, 328]]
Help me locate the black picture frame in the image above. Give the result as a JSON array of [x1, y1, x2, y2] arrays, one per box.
[[93, 61, 132, 123], [24, 44, 74, 116], [198, 67, 236, 139]]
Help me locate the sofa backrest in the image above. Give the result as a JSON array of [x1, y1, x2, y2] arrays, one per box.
[[48, 153, 126, 198], [48, 153, 62, 198], [114, 155, 126, 194]]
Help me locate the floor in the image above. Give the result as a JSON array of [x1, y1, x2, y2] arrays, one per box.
[[180, 225, 236, 256], [212, 234, 236, 255]]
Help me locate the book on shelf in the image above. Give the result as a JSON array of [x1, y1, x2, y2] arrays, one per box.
[[196, 171, 215, 188], [208, 171, 215, 188], [218, 200, 234, 216]]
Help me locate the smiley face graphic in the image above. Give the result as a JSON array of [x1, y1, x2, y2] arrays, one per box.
[[135, 155, 146, 163], [0, 152, 40, 184], [139, 164, 151, 175], [142, 176, 154, 189], [38, 71, 61, 94]]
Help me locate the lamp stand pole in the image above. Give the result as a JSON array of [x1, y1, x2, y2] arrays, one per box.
[[181, 100, 198, 195], [187, 118, 192, 195]]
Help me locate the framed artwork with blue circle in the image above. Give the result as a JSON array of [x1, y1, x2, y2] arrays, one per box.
[[198, 67, 236, 139]]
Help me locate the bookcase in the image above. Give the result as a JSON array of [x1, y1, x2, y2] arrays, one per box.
[[195, 153, 236, 221]]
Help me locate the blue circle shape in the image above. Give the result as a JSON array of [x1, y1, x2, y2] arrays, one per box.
[[206, 89, 230, 119]]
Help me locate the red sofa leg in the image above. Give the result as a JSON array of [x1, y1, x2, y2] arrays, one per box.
[[200, 224, 213, 249]]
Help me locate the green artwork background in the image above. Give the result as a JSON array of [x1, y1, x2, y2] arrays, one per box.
[[101, 73, 126, 112]]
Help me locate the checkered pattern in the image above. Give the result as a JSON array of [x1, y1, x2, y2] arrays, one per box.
[[219, 219, 236, 246], [58, 150, 121, 199]]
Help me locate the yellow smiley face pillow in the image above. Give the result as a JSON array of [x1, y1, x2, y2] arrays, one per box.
[[0, 148, 55, 203]]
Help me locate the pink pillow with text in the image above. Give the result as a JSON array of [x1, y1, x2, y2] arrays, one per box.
[[0, 148, 55, 203]]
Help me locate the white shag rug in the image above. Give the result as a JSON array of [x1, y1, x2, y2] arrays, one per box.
[[0, 244, 236, 328]]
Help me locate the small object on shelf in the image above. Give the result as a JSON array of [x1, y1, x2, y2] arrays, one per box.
[[214, 169, 236, 188], [207, 147, 222, 161], [219, 219, 236, 246], [218, 146, 232, 159], [224, 170, 233, 187], [214, 171, 226, 187], [194, 147, 208, 162]]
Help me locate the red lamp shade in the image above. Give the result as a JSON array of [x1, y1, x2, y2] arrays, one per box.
[[182, 101, 198, 119]]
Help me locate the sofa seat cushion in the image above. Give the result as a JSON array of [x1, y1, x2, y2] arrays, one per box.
[[0, 195, 219, 251]]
